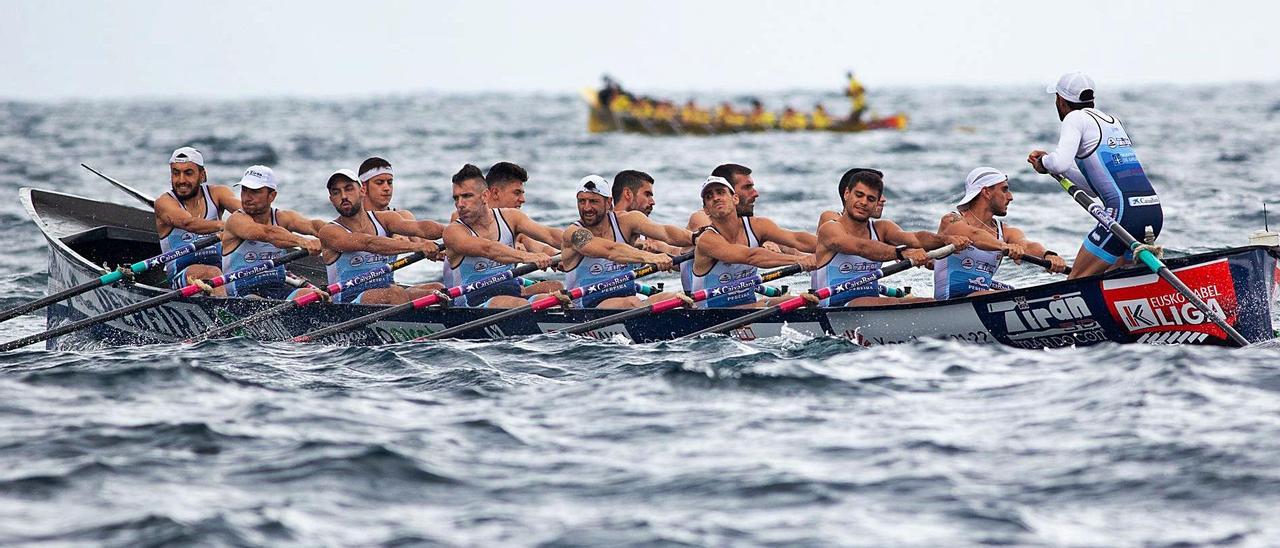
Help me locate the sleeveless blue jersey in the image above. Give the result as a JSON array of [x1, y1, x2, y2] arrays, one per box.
[[933, 218, 1004, 300], [222, 209, 295, 299], [811, 220, 882, 306], [451, 208, 522, 307], [690, 217, 760, 309], [326, 212, 394, 304], [564, 212, 636, 307], [159, 184, 223, 287]]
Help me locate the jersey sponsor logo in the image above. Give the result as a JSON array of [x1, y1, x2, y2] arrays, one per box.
[[1107, 136, 1133, 149], [1102, 259, 1237, 340], [986, 291, 1106, 346], [349, 255, 364, 266], [961, 257, 975, 270], [1127, 195, 1161, 207], [589, 263, 604, 275]]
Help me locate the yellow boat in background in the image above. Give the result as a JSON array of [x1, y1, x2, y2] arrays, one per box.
[[581, 87, 908, 136]]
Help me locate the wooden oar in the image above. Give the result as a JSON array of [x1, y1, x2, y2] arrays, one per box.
[[679, 245, 956, 340], [0, 234, 221, 325], [557, 264, 805, 336], [0, 248, 309, 352], [414, 252, 693, 342], [187, 251, 428, 343], [293, 255, 562, 343], [1049, 173, 1249, 346], [81, 163, 155, 208]]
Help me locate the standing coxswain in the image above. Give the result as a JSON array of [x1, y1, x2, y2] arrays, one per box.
[[221, 166, 326, 300], [318, 169, 443, 305], [691, 176, 817, 308], [1028, 71, 1163, 279], [442, 164, 562, 308], [933, 167, 1067, 300], [155, 146, 242, 295], [812, 169, 969, 306], [561, 175, 692, 308]]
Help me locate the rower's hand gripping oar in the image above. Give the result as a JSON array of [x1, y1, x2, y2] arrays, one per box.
[[679, 245, 956, 340], [0, 248, 309, 352], [293, 254, 562, 343], [81, 163, 155, 208], [556, 263, 805, 336], [413, 252, 693, 342], [0, 234, 221, 325], [188, 251, 429, 343], [1048, 173, 1249, 346]]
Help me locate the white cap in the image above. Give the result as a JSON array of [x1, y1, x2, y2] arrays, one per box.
[[169, 146, 204, 167], [236, 165, 277, 190], [327, 168, 359, 187], [700, 175, 735, 197], [956, 167, 1007, 207], [577, 175, 610, 198], [1046, 71, 1096, 103]]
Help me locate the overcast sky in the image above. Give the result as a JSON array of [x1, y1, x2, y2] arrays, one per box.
[[4, 0, 1278, 100]]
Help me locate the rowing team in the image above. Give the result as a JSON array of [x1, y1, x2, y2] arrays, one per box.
[[155, 70, 1161, 310]]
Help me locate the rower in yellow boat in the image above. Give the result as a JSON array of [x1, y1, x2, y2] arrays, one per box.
[[779, 107, 808, 131], [631, 97, 656, 119], [680, 100, 712, 126], [748, 100, 777, 129], [811, 104, 833, 130], [608, 93, 632, 113], [715, 102, 747, 128]]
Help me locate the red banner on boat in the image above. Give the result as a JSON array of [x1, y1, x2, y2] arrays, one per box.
[[1101, 259, 1237, 343]]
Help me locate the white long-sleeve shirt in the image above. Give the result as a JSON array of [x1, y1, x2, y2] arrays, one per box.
[[1041, 109, 1103, 189]]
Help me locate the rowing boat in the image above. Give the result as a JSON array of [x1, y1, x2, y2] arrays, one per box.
[[20, 187, 1280, 349], [581, 89, 909, 136]]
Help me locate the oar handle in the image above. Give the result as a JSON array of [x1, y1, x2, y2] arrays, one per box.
[[1005, 249, 1072, 275]]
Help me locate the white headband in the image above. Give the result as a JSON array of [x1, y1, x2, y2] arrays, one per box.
[[359, 166, 393, 183]]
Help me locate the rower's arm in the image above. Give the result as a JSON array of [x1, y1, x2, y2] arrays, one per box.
[[207, 185, 243, 215], [878, 220, 966, 251], [817, 211, 840, 231], [154, 194, 223, 234], [938, 215, 1004, 252], [506, 209, 564, 248], [624, 211, 694, 246], [565, 226, 665, 265], [377, 211, 445, 240], [697, 229, 804, 268], [752, 217, 817, 253], [319, 223, 422, 255], [228, 211, 315, 250], [1003, 226, 1049, 256], [277, 209, 323, 237], [686, 210, 710, 232], [818, 222, 898, 261], [519, 234, 560, 254], [443, 223, 540, 265]]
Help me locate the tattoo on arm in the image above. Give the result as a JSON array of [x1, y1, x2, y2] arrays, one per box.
[[570, 228, 593, 250]]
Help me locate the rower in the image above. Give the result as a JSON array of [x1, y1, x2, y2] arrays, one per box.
[[933, 167, 1067, 300], [611, 170, 656, 216], [812, 169, 970, 306], [818, 168, 885, 226], [684, 164, 816, 290], [481, 161, 564, 295], [318, 169, 444, 305], [691, 176, 817, 308], [221, 166, 325, 299], [561, 175, 692, 308], [358, 157, 416, 221], [1028, 71, 1163, 279], [612, 169, 681, 255], [442, 164, 561, 308], [155, 146, 241, 295]]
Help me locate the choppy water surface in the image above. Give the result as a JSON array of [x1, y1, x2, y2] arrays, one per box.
[[2, 84, 1279, 545]]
